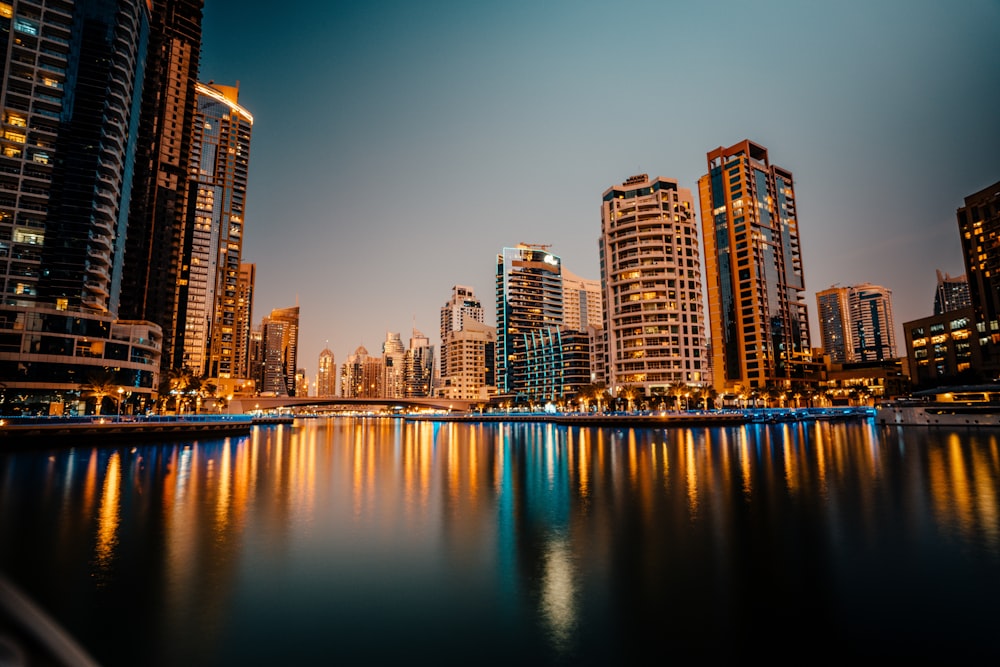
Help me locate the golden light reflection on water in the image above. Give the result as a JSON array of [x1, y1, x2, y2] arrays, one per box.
[[93, 451, 121, 581], [19, 417, 997, 663]]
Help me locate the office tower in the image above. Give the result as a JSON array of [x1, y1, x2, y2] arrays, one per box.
[[382, 331, 405, 398], [119, 0, 204, 372], [439, 320, 495, 401], [0, 1, 163, 415], [698, 140, 813, 393], [404, 329, 434, 397], [562, 269, 602, 331], [496, 244, 563, 396], [817, 284, 896, 364], [933, 270, 971, 316], [182, 82, 253, 379], [317, 346, 335, 397], [341, 345, 381, 399], [599, 174, 707, 397], [233, 263, 255, 378], [439, 285, 483, 376], [260, 305, 298, 396]]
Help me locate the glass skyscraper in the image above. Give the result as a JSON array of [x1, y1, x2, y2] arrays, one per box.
[[698, 140, 814, 395], [0, 0, 162, 415], [495, 244, 563, 397], [182, 82, 253, 379]]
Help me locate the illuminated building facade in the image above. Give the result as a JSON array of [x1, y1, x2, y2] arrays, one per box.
[[382, 331, 405, 398], [119, 0, 204, 372], [182, 82, 253, 380], [562, 269, 602, 331], [0, 0, 163, 414], [600, 174, 706, 397], [439, 319, 495, 401], [496, 244, 563, 396], [260, 305, 298, 396], [317, 346, 335, 397], [817, 283, 896, 364], [523, 327, 593, 403], [698, 140, 814, 394], [933, 270, 971, 316], [957, 180, 1000, 335], [341, 345, 381, 399], [233, 262, 255, 379], [403, 329, 434, 397], [440, 285, 483, 377]]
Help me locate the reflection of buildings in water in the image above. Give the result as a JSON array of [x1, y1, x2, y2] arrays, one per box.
[[94, 451, 121, 582], [540, 535, 577, 650]]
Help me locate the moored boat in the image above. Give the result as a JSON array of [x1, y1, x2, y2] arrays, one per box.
[[875, 385, 1000, 427]]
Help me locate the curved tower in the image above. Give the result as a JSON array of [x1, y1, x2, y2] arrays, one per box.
[[599, 174, 706, 397]]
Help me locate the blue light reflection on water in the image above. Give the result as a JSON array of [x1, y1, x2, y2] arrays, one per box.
[[0, 417, 998, 665]]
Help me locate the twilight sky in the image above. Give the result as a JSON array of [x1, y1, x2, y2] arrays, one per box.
[[200, 0, 1000, 384]]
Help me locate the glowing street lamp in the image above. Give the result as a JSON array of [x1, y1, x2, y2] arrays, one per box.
[[117, 387, 124, 419]]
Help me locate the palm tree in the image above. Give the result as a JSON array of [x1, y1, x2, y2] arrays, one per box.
[[82, 369, 118, 416]]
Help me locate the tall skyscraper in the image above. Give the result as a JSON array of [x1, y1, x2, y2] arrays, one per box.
[[561, 268, 602, 331], [233, 262, 255, 379], [0, 1, 163, 415], [260, 305, 298, 396], [119, 0, 204, 372], [698, 140, 813, 394], [496, 244, 563, 396], [817, 284, 897, 364], [404, 329, 434, 397], [439, 285, 483, 376], [317, 346, 335, 397], [933, 270, 971, 316], [341, 345, 380, 399], [599, 174, 706, 397], [182, 81, 253, 379], [382, 331, 405, 398]]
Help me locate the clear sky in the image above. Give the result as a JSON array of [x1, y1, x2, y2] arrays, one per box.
[[200, 0, 1000, 384]]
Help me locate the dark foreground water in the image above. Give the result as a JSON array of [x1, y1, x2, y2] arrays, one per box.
[[1, 417, 998, 665]]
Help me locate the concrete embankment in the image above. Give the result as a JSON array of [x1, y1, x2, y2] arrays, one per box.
[[0, 415, 254, 448]]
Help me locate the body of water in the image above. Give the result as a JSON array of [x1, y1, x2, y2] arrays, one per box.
[[1, 416, 998, 665]]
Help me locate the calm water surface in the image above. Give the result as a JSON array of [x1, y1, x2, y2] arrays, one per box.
[[1, 417, 999, 665]]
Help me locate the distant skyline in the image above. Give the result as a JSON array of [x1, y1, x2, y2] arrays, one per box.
[[200, 0, 1000, 382]]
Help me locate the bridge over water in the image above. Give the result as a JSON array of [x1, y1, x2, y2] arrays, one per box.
[[229, 396, 477, 414]]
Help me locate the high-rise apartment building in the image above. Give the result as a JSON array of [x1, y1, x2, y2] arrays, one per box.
[[233, 262, 255, 378], [317, 346, 335, 397], [341, 345, 381, 399], [438, 320, 495, 401], [439, 285, 483, 377], [119, 0, 204, 372], [698, 140, 814, 394], [260, 305, 298, 396], [562, 269, 602, 331], [0, 1, 164, 415], [933, 270, 971, 316], [382, 331, 405, 398], [182, 82, 253, 379], [496, 244, 563, 396], [599, 174, 707, 397], [404, 329, 434, 397], [817, 284, 896, 364]]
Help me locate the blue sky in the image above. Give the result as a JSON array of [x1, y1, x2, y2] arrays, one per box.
[[200, 0, 1000, 382]]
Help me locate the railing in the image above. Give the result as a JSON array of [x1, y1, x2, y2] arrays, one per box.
[[0, 414, 253, 426]]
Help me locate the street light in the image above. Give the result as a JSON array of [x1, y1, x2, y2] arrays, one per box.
[[117, 387, 124, 420]]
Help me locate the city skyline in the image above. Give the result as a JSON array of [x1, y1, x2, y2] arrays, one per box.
[[200, 0, 1000, 380]]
